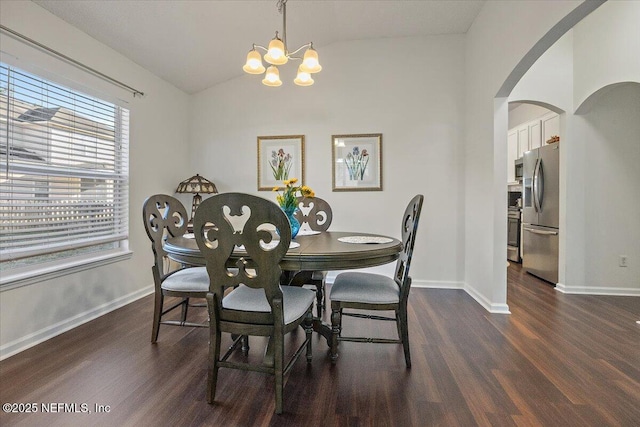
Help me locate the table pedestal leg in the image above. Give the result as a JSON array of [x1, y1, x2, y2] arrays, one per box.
[[312, 319, 333, 346], [281, 270, 333, 348]]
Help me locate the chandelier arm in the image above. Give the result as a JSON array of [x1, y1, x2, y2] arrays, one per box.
[[254, 44, 269, 52], [287, 43, 312, 57]]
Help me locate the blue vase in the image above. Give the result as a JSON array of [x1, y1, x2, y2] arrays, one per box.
[[282, 207, 300, 239]]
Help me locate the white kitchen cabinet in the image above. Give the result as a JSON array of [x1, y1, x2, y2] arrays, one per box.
[[508, 114, 555, 184], [542, 112, 560, 145], [517, 126, 529, 159], [529, 120, 542, 151], [516, 120, 542, 158]]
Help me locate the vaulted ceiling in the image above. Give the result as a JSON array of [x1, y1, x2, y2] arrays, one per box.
[[33, 0, 485, 94]]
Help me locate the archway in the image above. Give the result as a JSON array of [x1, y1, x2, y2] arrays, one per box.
[[575, 81, 639, 115], [505, 100, 565, 288], [492, 0, 606, 310], [498, 3, 640, 301]]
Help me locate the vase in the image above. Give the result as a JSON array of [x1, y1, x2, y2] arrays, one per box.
[[281, 206, 300, 239]]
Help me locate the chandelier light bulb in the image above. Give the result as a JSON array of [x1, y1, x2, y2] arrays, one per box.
[[262, 65, 283, 87], [243, 49, 266, 74], [300, 47, 322, 73], [264, 35, 288, 65], [294, 66, 314, 86]]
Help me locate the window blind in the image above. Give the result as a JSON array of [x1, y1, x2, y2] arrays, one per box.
[[0, 63, 129, 264]]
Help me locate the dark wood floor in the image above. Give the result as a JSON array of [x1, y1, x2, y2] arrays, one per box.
[[1, 263, 638, 426]]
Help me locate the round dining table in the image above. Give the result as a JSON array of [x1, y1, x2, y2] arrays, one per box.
[[163, 230, 402, 346], [164, 230, 402, 271]]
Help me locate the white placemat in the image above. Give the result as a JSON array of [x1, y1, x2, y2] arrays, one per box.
[[337, 235, 394, 244], [297, 229, 321, 236], [235, 241, 300, 251]]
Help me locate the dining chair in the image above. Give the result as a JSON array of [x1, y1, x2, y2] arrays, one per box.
[[291, 196, 333, 315], [194, 193, 315, 415], [329, 194, 424, 367], [142, 194, 209, 343]]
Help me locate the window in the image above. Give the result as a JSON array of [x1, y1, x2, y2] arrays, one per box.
[[0, 63, 129, 277]]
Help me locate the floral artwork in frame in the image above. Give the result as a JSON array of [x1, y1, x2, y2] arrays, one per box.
[[257, 135, 305, 190], [332, 133, 382, 191]]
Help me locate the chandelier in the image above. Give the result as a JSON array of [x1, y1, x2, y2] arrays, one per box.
[[243, 0, 322, 87]]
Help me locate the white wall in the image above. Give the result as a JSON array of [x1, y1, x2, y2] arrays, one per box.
[[509, 31, 574, 113], [0, 1, 191, 358], [568, 0, 639, 293], [575, 83, 640, 291], [189, 35, 466, 288], [573, 0, 640, 112]]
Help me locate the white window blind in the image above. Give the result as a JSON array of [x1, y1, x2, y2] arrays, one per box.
[[0, 62, 129, 265]]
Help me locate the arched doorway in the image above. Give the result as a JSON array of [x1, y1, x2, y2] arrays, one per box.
[[498, 1, 640, 301], [506, 101, 564, 283]]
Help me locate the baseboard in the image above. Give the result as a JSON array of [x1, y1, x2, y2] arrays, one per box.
[[411, 279, 464, 289], [555, 283, 640, 296], [413, 280, 511, 313], [0, 284, 154, 361], [464, 284, 511, 314]]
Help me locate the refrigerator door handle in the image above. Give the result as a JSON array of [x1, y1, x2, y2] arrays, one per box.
[[524, 227, 558, 236], [532, 159, 540, 212], [536, 159, 544, 211]]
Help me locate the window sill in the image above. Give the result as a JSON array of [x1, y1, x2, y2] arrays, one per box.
[[0, 249, 133, 292]]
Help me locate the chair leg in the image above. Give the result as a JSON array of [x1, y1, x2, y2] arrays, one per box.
[[241, 335, 250, 356], [322, 282, 327, 311], [330, 307, 341, 364], [273, 299, 285, 414], [398, 308, 411, 368], [315, 282, 324, 317], [230, 334, 250, 356], [151, 292, 163, 343], [180, 297, 189, 324], [207, 295, 221, 404], [274, 332, 284, 414], [304, 309, 313, 363]]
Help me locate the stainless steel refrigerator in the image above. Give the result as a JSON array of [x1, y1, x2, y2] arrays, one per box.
[[522, 142, 559, 283]]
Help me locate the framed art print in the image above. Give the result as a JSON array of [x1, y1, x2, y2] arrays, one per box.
[[257, 135, 305, 190], [332, 133, 382, 191]]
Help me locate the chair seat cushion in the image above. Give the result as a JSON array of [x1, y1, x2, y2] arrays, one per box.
[[223, 285, 315, 325], [161, 267, 209, 292], [330, 272, 400, 304]]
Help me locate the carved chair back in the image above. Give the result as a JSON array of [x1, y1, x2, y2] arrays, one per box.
[[395, 195, 424, 303], [193, 193, 292, 325], [294, 196, 333, 232], [142, 194, 189, 279]]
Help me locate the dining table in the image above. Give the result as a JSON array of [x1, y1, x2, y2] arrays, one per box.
[[163, 230, 402, 346]]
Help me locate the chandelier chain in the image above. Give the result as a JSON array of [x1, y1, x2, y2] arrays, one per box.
[[277, 0, 287, 14]]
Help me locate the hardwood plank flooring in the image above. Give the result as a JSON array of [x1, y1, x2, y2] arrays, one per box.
[[1, 263, 638, 426]]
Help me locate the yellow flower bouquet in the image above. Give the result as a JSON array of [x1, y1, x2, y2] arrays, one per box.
[[272, 178, 314, 238], [272, 178, 315, 211]]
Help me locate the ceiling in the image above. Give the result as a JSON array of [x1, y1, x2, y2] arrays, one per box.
[[33, 0, 485, 94]]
